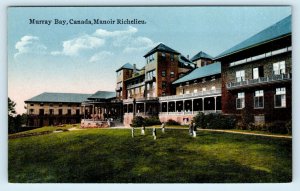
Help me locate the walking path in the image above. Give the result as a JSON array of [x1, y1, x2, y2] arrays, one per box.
[[112, 126, 292, 139], [198, 129, 292, 139]]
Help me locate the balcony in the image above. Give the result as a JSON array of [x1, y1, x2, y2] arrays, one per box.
[[115, 86, 122, 92], [145, 76, 156, 83], [226, 73, 292, 90], [127, 81, 145, 89], [159, 88, 222, 101]]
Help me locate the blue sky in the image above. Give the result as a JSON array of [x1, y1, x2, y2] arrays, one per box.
[[7, 6, 291, 114]]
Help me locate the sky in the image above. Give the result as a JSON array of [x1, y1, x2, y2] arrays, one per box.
[[7, 6, 291, 114]]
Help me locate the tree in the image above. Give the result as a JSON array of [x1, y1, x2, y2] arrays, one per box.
[[8, 97, 16, 117]]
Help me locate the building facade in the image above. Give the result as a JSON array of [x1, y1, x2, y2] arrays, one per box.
[[215, 15, 292, 124]]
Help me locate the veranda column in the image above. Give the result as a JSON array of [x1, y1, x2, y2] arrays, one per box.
[[92, 104, 95, 121], [175, 101, 177, 112], [127, 104, 129, 113], [192, 99, 194, 115], [167, 102, 169, 114], [83, 105, 86, 119], [214, 97, 217, 113], [202, 98, 204, 112], [183, 100, 185, 114]]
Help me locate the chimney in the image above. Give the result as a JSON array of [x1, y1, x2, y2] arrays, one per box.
[[133, 64, 137, 73]]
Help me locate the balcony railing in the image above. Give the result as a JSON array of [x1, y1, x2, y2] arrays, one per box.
[[226, 73, 291, 89], [159, 88, 221, 101], [127, 82, 145, 89]]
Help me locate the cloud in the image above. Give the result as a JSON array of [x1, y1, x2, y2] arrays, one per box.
[[51, 35, 105, 56], [14, 35, 47, 58], [123, 36, 156, 53], [93, 26, 137, 38], [89, 51, 114, 63], [51, 26, 156, 58]]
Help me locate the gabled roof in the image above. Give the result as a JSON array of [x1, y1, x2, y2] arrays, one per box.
[[216, 15, 291, 59], [190, 51, 213, 62], [173, 62, 221, 85], [116, 63, 134, 72], [179, 54, 195, 69], [88, 91, 116, 100], [144, 43, 180, 57], [25, 92, 92, 103]]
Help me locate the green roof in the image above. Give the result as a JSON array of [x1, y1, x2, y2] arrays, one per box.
[[144, 43, 180, 57], [88, 91, 116, 100], [116, 63, 134, 72], [216, 15, 291, 59], [25, 92, 92, 103], [173, 62, 221, 85], [190, 51, 213, 62]]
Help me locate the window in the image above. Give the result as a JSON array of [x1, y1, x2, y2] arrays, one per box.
[[162, 92, 166, 96], [185, 90, 190, 94], [162, 81, 167, 89], [39, 109, 44, 115], [236, 70, 245, 82], [40, 103, 44, 106], [29, 109, 34, 114], [273, 61, 285, 75], [236, 92, 245, 109], [76, 109, 80, 115], [59, 109, 63, 115], [49, 109, 54, 115], [254, 90, 264, 108], [59, 104, 62, 107], [194, 89, 198, 93], [162, 52, 166, 58], [30, 103, 34, 106], [275, 87, 286, 108], [253, 66, 264, 79], [202, 78, 206, 83], [49, 103, 53, 107], [170, 54, 174, 61], [162, 70, 166, 77], [211, 76, 215, 81], [202, 87, 206, 92], [68, 109, 72, 115], [170, 71, 175, 78], [211, 86, 216, 90]]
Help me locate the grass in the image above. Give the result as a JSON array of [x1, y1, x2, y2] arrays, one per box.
[[8, 127, 292, 183]]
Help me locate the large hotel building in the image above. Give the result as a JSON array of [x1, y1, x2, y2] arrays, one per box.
[[25, 15, 292, 127]]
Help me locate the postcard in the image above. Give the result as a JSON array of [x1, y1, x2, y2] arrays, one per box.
[[7, 6, 292, 183]]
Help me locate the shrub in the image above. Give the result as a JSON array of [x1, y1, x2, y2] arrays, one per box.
[[240, 108, 253, 130], [193, 112, 205, 128], [144, 116, 161, 126], [131, 116, 144, 127], [193, 113, 236, 129], [166, 119, 180, 126], [285, 120, 292, 135], [265, 121, 289, 134]]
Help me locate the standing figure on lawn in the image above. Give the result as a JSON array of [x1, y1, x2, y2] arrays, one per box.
[[189, 122, 193, 136], [152, 127, 157, 140], [192, 121, 197, 137], [141, 124, 146, 135], [161, 122, 165, 133]]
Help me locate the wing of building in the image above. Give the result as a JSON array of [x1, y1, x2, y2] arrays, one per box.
[[215, 15, 291, 124]]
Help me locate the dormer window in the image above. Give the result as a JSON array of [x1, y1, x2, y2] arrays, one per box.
[[170, 54, 174, 61], [202, 78, 206, 83], [211, 76, 215, 81]]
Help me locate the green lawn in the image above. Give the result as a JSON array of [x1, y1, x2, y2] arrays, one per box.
[[8, 127, 292, 183]]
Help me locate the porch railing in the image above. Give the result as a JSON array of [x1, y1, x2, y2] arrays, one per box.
[[159, 88, 221, 101]]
